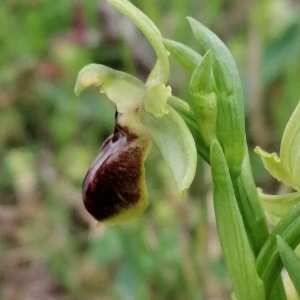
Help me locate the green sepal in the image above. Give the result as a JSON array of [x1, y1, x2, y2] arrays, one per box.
[[107, 0, 173, 118], [281, 101, 300, 189], [171, 103, 210, 163], [259, 191, 300, 219], [163, 38, 202, 75], [108, 0, 169, 86], [74, 64, 145, 114], [254, 146, 296, 189], [256, 101, 300, 191], [256, 203, 300, 299], [167, 95, 190, 112], [210, 140, 265, 300], [277, 235, 300, 296], [188, 17, 245, 177], [190, 50, 217, 146], [142, 105, 197, 197]]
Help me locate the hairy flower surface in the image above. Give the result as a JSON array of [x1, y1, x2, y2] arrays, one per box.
[[82, 121, 151, 223]]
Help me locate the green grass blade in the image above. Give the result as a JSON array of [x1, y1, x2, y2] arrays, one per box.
[[277, 235, 300, 296], [256, 203, 300, 299], [211, 140, 265, 300]]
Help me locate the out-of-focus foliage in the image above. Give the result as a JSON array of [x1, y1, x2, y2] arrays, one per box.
[[0, 0, 299, 299]]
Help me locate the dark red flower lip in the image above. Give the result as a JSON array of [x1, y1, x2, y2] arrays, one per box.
[[82, 122, 151, 223]]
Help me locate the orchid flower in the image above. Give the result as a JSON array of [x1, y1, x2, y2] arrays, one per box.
[[74, 0, 197, 224], [255, 100, 300, 223]]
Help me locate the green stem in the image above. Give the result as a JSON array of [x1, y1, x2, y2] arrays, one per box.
[[169, 102, 210, 163], [231, 147, 269, 256], [256, 204, 300, 299], [178, 109, 269, 255], [178, 109, 288, 300], [232, 149, 287, 300]]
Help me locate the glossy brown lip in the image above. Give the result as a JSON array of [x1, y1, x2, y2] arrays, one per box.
[[82, 123, 146, 222]]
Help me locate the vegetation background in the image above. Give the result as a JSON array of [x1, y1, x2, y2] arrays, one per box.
[[1, 0, 300, 299]]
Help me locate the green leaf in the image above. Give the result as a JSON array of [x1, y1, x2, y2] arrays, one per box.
[[277, 235, 300, 296], [210, 140, 265, 300], [254, 146, 296, 189], [162, 38, 202, 75], [259, 191, 300, 219], [190, 50, 217, 146], [142, 105, 197, 197], [187, 17, 245, 177], [256, 203, 300, 299]]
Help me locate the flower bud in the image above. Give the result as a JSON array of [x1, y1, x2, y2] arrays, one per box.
[[190, 50, 217, 147], [188, 17, 246, 177]]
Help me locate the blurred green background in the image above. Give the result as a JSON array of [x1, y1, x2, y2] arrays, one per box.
[[1, 0, 300, 299]]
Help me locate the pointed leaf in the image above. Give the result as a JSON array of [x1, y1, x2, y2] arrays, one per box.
[[188, 17, 245, 177], [190, 50, 217, 146], [142, 105, 197, 196], [187, 17, 240, 95], [163, 38, 202, 75], [256, 203, 300, 299], [254, 146, 296, 189], [190, 50, 214, 94], [210, 140, 265, 300], [277, 235, 300, 296]]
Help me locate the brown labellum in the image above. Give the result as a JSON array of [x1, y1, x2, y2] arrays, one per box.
[[82, 121, 151, 223]]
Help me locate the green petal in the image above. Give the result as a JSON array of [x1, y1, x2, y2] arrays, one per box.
[[144, 59, 172, 117], [143, 82, 172, 117], [142, 105, 197, 196], [254, 146, 296, 189], [75, 64, 145, 114], [259, 191, 300, 218], [281, 101, 300, 189]]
